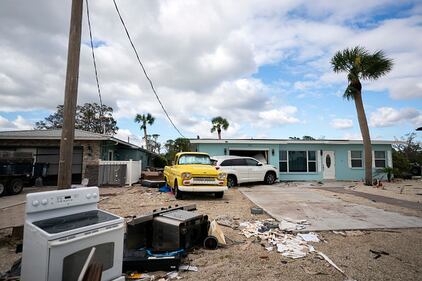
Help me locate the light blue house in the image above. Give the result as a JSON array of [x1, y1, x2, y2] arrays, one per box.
[[190, 139, 394, 181]]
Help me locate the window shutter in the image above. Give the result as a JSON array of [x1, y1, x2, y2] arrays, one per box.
[[317, 150, 322, 172], [348, 150, 351, 168], [387, 150, 393, 167], [372, 150, 375, 168]]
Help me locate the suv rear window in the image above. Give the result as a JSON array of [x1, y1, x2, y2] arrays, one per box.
[[221, 158, 247, 166], [245, 158, 259, 166]]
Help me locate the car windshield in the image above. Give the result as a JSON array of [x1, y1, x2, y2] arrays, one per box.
[[178, 154, 211, 165]]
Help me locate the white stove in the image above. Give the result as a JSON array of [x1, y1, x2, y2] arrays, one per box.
[[21, 187, 125, 281]]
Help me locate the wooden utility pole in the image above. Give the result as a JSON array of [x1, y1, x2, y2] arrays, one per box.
[[58, 0, 83, 189]]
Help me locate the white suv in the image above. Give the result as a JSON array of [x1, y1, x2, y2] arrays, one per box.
[[211, 156, 278, 188]]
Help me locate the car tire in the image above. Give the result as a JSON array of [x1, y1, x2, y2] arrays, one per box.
[[174, 180, 183, 200], [0, 183, 6, 197], [264, 172, 276, 185], [227, 175, 237, 188], [215, 191, 224, 198], [7, 179, 24, 195]]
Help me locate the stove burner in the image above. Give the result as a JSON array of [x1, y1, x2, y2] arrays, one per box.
[[33, 210, 119, 234]]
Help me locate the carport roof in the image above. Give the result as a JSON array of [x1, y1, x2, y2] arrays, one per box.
[[0, 129, 144, 150], [190, 138, 399, 145]]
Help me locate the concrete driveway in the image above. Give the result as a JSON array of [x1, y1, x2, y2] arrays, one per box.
[[240, 184, 422, 231]]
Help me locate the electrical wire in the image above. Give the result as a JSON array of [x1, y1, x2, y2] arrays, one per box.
[[85, 0, 104, 129], [112, 0, 185, 138]]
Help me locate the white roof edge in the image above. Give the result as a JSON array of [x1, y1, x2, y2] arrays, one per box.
[[190, 139, 399, 145]]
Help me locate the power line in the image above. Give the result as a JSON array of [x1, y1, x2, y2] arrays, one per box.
[[85, 0, 104, 128], [112, 0, 185, 138]]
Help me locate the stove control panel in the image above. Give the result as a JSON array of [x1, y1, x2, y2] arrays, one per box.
[[26, 187, 100, 213]]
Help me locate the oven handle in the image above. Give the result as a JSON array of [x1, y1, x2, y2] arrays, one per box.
[[49, 223, 124, 247]]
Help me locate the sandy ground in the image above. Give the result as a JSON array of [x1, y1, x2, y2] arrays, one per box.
[[1, 184, 421, 280], [349, 179, 422, 203], [291, 179, 422, 203]]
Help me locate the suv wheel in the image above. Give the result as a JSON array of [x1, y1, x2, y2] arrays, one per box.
[[174, 180, 183, 200], [264, 172, 276, 185], [7, 179, 24, 195], [227, 175, 237, 188]]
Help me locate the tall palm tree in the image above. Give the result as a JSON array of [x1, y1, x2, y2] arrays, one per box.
[[211, 116, 229, 139], [331, 46, 393, 185], [134, 113, 155, 150]]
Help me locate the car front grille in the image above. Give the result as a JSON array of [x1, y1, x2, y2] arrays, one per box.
[[191, 177, 217, 185]]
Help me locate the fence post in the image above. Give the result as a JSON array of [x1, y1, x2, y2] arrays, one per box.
[[128, 159, 133, 186]]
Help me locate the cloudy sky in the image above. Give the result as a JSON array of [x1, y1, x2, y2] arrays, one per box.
[[1, 0, 421, 146]]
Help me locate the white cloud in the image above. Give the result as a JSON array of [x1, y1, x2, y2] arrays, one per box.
[[258, 106, 300, 126], [330, 118, 353, 129], [370, 107, 421, 128], [0, 115, 33, 131], [114, 128, 143, 147], [0, 0, 421, 140]]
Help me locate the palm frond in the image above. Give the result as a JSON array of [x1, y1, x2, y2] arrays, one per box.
[[343, 84, 358, 100], [360, 50, 393, 80]]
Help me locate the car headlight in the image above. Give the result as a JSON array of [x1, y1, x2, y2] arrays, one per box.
[[181, 172, 192, 179], [217, 173, 227, 180]]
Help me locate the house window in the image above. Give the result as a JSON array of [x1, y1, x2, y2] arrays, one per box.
[[308, 151, 317, 172], [351, 151, 363, 168], [279, 150, 287, 172], [374, 151, 386, 168], [279, 150, 317, 173]]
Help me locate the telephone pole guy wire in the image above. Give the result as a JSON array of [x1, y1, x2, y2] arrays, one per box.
[[85, 0, 105, 133], [112, 0, 185, 138]]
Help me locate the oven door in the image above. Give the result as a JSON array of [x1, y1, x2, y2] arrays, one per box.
[[47, 223, 124, 281]]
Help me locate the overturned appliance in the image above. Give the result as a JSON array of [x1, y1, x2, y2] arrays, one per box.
[[21, 187, 125, 281], [123, 205, 209, 272]]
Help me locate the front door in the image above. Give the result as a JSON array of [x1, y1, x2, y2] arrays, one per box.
[[322, 151, 335, 179]]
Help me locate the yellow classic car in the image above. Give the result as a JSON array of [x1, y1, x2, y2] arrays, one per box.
[[164, 152, 228, 199]]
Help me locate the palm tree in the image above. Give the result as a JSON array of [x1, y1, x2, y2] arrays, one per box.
[[211, 116, 229, 139], [331, 46, 393, 185], [134, 113, 155, 150]]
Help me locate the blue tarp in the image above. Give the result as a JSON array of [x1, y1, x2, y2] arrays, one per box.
[[159, 184, 171, 193]]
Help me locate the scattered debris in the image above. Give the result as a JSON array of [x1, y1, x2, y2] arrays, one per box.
[[332, 230, 365, 237], [203, 236, 219, 250], [159, 185, 172, 193], [239, 220, 318, 259], [265, 246, 273, 252], [276, 235, 310, 259], [127, 273, 154, 280], [400, 186, 405, 194], [298, 232, 320, 242], [370, 249, 390, 259], [165, 271, 181, 280], [317, 252, 348, 277], [251, 207, 264, 214], [208, 220, 226, 245], [179, 265, 198, 272], [215, 215, 240, 229], [279, 218, 309, 231]]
